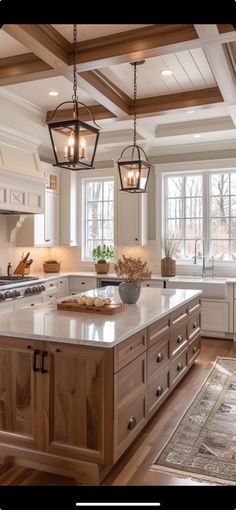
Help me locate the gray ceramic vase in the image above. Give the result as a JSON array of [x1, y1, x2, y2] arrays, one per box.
[[118, 281, 141, 304]]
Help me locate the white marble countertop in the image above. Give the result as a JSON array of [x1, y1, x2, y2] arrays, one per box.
[[0, 287, 202, 348]]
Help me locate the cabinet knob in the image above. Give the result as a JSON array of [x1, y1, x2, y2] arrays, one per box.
[[128, 416, 137, 430], [135, 238, 138, 241], [177, 335, 183, 344], [45, 239, 50, 242], [193, 321, 198, 329], [177, 362, 183, 372], [156, 386, 163, 397], [193, 346, 197, 353], [27, 345, 31, 350], [156, 352, 164, 363], [56, 348, 61, 353]]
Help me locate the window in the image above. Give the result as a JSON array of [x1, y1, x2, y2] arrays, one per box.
[[163, 170, 236, 261], [83, 177, 114, 260]]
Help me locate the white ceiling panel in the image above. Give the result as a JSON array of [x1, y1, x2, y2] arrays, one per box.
[[6, 76, 98, 110], [52, 24, 151, 43], [0, 30, 29, 57], [102, 48, 216, 98]]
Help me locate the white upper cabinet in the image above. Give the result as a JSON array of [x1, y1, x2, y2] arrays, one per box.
[[0, 126, 44, 179], [15, 164, 60, 247], [117, 191, 148, 246], [60, 170, 78, 246]]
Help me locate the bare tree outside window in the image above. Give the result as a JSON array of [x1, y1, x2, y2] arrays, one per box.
[[84, 178, 114, 259]]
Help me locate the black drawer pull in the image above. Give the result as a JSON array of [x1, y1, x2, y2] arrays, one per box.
[[41, 351, 48, 374], [27, 345, 31, 350], [33, 349, 40, 372], [128, 416, 137, 430], [156, 352, 164, 363], [193, 346, 197, 353], [56, 348, 61, 353], [177, 335, 183, 344], [156, 385, 163, 397], [81, 282, 85, 285], [177, 362, 183, 372], [193, 321, 198, 329]]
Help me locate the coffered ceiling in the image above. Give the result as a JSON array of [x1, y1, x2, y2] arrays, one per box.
[[0, 24, 236, 162]]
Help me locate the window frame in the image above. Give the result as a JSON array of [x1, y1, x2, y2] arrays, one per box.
[[163, 168, 236, 262], [81, 175, 115, 261]]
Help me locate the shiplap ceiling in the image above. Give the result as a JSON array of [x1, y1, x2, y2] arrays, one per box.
[[1, 23, 236, 160]]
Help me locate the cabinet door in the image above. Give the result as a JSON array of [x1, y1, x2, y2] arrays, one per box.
[[202, 300, 228, 332], [117, 192, 147, 246], [0, 338, 39, 449], [43, 343, 113, 465], [57, 278, 69, 299], [45, 191, 60, 245], [69, 276, 98, 293]]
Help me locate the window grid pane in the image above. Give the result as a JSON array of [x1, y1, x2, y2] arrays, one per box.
[[165, 174, 203, 259], [84, 179, 114, 259]]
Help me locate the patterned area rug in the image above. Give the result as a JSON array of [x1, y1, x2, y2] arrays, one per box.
[[151, 357, 236, 485]]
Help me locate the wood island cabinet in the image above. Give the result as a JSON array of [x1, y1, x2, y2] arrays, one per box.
[[0, 296, 201, 485]]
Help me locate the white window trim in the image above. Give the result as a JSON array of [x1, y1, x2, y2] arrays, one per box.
[[154, 159, 236, 268], [77, 168, 117, 263]]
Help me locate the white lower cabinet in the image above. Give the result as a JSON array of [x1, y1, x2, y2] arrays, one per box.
[[16, 295, 45, 309], [0, 301, 16, 313], [201, 299, 229, 333], [69, 276, 98, 294], [142, 280, 163, 288], [56, 277, 69, 299]]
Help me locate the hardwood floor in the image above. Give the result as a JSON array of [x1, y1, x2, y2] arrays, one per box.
[[0, 337, 235, 486]]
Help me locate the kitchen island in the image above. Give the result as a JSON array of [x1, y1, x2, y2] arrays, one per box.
[[0, 287, 201, 485]]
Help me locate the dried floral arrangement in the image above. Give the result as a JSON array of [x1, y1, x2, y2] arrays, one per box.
[[162, 237, 180, 258], [114, 255, 152, 284]]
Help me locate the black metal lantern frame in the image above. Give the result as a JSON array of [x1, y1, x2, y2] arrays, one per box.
[[47, 25, 100, 171], [117, 61, 151, 192]]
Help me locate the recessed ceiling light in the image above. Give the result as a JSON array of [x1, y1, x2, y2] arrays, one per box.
[[194, 134, 201, 138], [48, 91, 59, 96], [161, 70, 173, 76]]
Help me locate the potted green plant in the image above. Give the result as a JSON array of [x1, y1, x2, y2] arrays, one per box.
[[92, 244, 114, 274], [161, 237, 179, 276]]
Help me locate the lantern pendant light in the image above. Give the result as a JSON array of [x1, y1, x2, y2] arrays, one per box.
[[47, 24, 100, 170], [117, 60, 151, 192]]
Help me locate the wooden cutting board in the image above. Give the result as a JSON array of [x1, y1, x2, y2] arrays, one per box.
[[57, 302, 126, 315]]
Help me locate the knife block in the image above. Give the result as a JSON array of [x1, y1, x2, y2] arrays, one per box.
[[14, 260, 26, 276]]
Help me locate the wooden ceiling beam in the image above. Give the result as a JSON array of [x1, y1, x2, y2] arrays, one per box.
[[0, 53, 59, 86], [2, 24, 70, 70], [78, 70, 130, 117], [72, 24, 199, 71], [134, 87, 224, 117], [46, 87, 223, 124], [46, 104, 116, 124]]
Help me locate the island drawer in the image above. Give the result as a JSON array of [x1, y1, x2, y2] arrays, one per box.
[[170, 349, 188, 387], [170, 304, 188, 329], [114, 389, 147, 461], [187, 297, 201, 316], [148, 367, 170, 419], [114, 329, 147, 373], [188, 310, 201, 343], [188, 335, 201, 365], [148, 315, 170, 348], [114, 353, 146, 415], [148, 337, 169, 380], [170, 321, 188, 359]]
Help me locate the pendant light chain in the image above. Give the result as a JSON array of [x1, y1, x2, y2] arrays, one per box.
[[72, 24, 78, 102], [133, 62, 137, 147]]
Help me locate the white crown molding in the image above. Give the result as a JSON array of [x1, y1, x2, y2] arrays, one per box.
[[0, 87, 43, 116], [0, 123, 42, 147]]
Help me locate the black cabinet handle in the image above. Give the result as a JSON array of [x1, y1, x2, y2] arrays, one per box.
[[128, 416, 137, 430], [156, 386, 163, 397], [33, 349, 40, 372], [41, 351, 48, 373]]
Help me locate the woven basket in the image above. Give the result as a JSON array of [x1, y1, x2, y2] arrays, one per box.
[[161, 257, 176, 277], [43, 262, 61, 273]]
